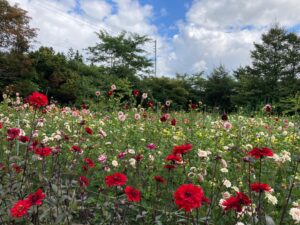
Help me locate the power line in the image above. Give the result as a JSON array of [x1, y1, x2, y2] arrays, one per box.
[[32, 0, 112, 34], [30, 0, 157, 72], [154, 39, 157, 77]]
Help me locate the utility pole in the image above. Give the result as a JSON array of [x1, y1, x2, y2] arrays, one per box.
[[154, 40, 157, 77]]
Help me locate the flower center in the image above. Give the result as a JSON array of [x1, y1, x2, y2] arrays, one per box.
[[185, 192, 192, 197]]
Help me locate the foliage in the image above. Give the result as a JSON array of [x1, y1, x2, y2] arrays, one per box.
[[0, 92, 299, 225], [0, 0, 36, 53], [87, 30, 153, 81], [234, 25, 300, 108]]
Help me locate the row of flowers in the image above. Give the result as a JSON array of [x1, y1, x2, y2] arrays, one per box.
[[0, 91, 299, 224]]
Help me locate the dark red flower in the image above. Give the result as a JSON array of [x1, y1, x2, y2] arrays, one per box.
[[105, 172, 127, 187], [81, 103, 89, 109], [135, 154, 143, 162], [222, 192, 251, 212], [166, 154, 182, 162], [0, 122, 2, 129], [160, 115, 168, 122], [64, 135, 70, 141], [250, 182, 272, 193], [82, 165, 88, 172], [79, 176, 89, 188], [118, 151, 127, 159], [202, 196, 211, 204], [10, 200, 31, 218], [264, 104, 272, 112], [171, 118, 177, 126], [108, 91, 113, 96], [248, 147, 274, 158], [190, 103, 197, 109], [173, 143, 192, 155], [0, 163, 5, 171], [28, 92, 48, 108], [133, 89, 140, 97], [221, 113, 228, 121], [12, 163, 22, 173], [147, 101, 154, 108], [7, 128, 20, 141], [174, 184, 204, 212], [71, 145, 82, 153], [154, 176, 166, 184], [26, 189, 46, 206], [125, 186, 141, 202], [164, 164, 176, 170], [84, 158, 95, 168], [85, 127, 93, 135], [23, 97, 29, 104], [18, 136, 29, 143], [35, 147, 52, 157]]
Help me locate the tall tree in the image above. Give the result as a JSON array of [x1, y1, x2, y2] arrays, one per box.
[[87, 31, 152, 81], [0, 0, 36, 53], [235, 25, 300, 108], [0, 0, 37, 95], [205, 65, 236, 111]]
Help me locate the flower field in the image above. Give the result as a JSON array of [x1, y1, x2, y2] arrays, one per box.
[[0, 91, 299, 225]]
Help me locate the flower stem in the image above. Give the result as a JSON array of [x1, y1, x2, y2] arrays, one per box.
[[279, 160, 299, 225]]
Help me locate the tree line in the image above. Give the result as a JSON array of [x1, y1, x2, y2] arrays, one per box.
[[1, 0, 300, 113]]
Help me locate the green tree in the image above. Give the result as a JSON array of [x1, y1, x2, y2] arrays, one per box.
[[0, 0, 36, 53], [235, 25, 300, 109], [87, 31, 153, 82], [205, 65, 236, 112]]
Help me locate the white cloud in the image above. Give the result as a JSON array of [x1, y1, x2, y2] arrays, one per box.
[[167, 0, 300, 75], [7, 0, 172, 76], [187, 0, 300, 29], [81, 0, 112, 21], [7, 0, 300, 76]]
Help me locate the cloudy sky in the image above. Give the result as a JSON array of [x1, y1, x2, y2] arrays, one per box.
[[8, 0, 300, 76]]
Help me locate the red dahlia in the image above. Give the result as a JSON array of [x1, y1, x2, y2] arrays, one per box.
[[202, 196, 211, 204], [135, 154, 143, 162], [108, 91, 113, 96], [125, 186, 141, 202], [85, 127, 93, 135], [105, 172, 127, 187], [84, 158, 95, 168], [71, 145, 82, 153], [173, 143, 192, 155], [171, 118, 177, 126], [12, 163, 22, 173], [79, 176, 89, 188], [248, 147, 274, 158], [35, 147, 52, 157], [250, 182, 272, 193], [164, 164, 176, 170], [174, 184, 204, 212], [18, 135, 29, 143], [28, 92, 48, 108], [26, 188, 46, 206], [154, 176, 166, 184], [166, 154, 182, 162], [133, 89, 140, 97], [82, 165, 88, 172], [10, 200, 31, 218], [222, 192, 251, 212], [147, 101, 154, 108], [160, 115, 168, 122], [7, 128, 20, 141]]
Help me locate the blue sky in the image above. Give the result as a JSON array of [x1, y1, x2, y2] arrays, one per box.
[[9, 0, 300, 76], [138, 0, 192, 37]]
